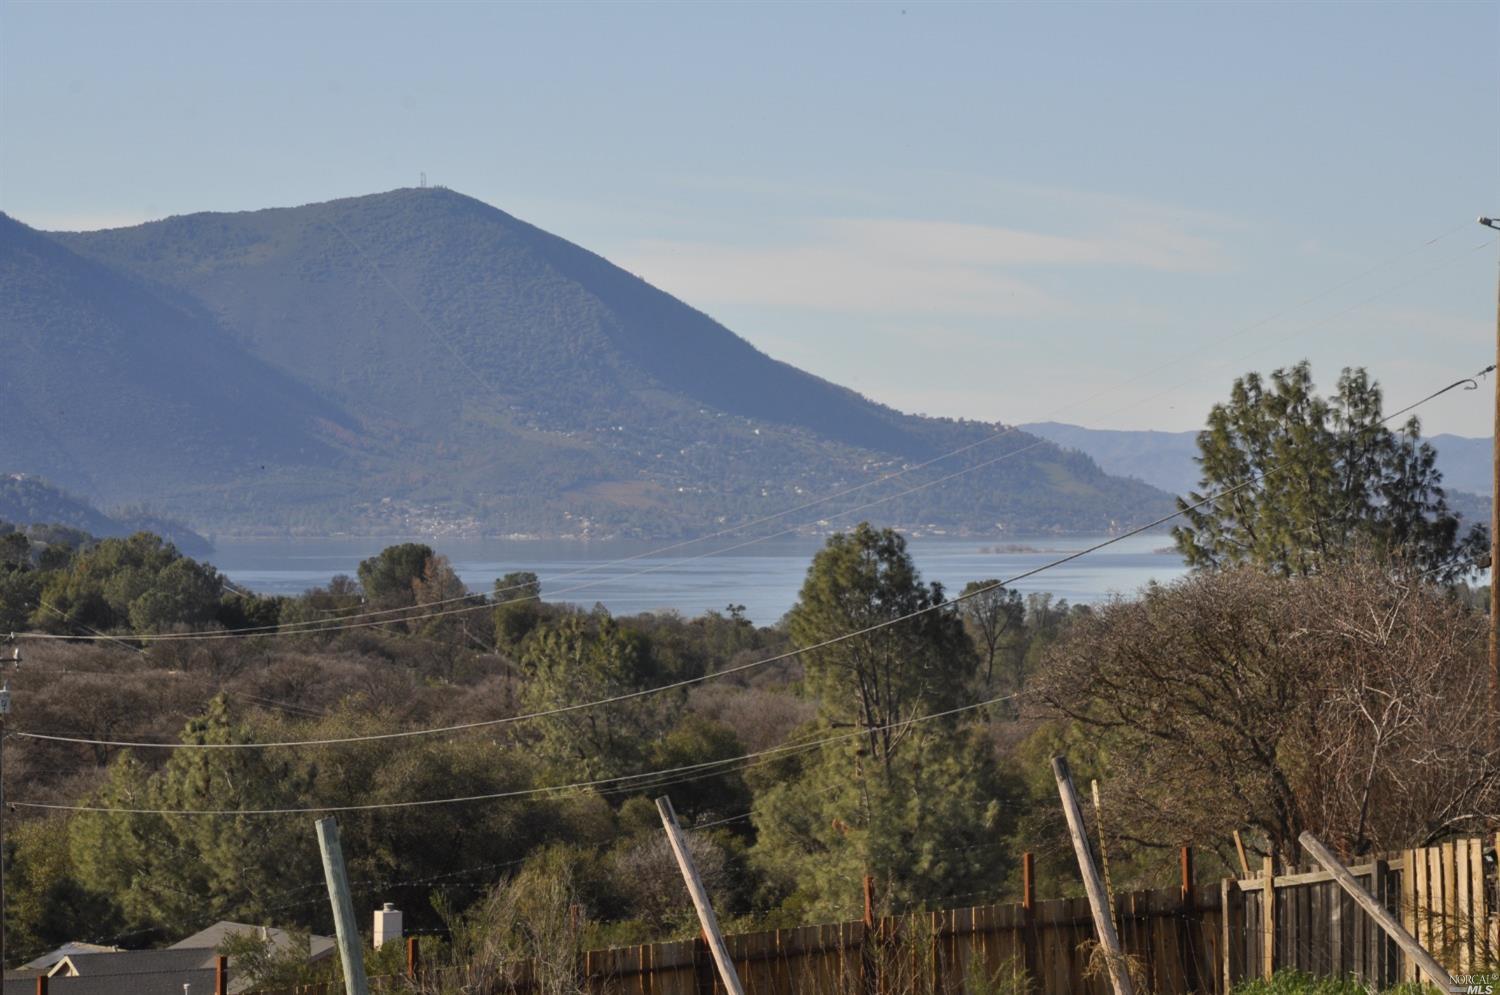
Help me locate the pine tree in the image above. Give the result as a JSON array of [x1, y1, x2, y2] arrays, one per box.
[[1172, 362, 1485, 581]]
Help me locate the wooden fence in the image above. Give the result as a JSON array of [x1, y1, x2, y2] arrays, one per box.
[[249, 835, 1495, 995], [1228, 836, 1496, 990]]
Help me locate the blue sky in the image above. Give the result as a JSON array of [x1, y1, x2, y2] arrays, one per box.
[[2, 0, 1497, 435]]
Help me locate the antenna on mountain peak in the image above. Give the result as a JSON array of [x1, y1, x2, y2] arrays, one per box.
[[419, 172, 427, 189]]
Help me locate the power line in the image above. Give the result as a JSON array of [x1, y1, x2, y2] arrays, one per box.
[[14, 360, 1487, 755], [11, 220, 1477, 643], [9, 690, 1019, 816], [5, 448, 1291, 751]]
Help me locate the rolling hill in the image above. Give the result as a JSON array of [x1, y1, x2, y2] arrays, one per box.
[[0, 213, 358, 526], [0, 474, 212, 556], [1022, 420, 1493, 531], [2, 189, 1173, 538]]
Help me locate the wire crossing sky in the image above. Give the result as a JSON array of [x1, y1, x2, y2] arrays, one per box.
[[2, 1, 1496, 435], [14, 355, 1489, 754]]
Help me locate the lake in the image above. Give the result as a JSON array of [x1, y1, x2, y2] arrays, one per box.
[[210, 533, 1188, 625]]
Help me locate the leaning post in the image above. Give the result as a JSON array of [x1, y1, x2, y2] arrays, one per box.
[[657, 796, 746, 995], [1299, 832, 1456, 991], [315, 817, 371, 995], [1052, 756, 1135, 995]]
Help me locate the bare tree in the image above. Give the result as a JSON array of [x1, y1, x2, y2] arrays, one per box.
[[959, 580, 1023, 690], [1031, 559, 1499, 868]]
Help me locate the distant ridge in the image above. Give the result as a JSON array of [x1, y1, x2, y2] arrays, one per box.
[[2, 189, 1173, 538], [0, 474, 212, 556], [1021, 421, 1493, 498]]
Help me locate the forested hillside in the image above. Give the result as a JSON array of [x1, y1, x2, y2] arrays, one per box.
[[0, 475, 211, 556], [2, 190, 1171, 537], [0, 214, 356, 523], [3, 364, 1490, 985]]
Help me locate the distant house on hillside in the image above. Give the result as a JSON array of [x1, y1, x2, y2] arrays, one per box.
[[6, 948, 215, 995], [171, 921, 336, 992], [0, 921, 335, 995], [16, 943, 120, 974]]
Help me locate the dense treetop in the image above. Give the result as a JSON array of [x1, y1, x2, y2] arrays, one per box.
[[1173, 362, 1487, 581]]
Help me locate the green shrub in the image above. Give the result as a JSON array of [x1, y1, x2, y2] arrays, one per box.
[[1232, 969, 1441, 995]]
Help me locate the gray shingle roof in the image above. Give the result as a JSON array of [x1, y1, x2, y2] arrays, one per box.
[[52, 949, 215, 977], [18, 943, 120, 973], [169, 921, 335, 962], [8, 967, 217, 995]]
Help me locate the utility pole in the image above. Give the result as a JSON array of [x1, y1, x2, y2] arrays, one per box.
[[1483, 216, 1500, 721], [315, 817, 370, 995], [1, 675, 11, 973]]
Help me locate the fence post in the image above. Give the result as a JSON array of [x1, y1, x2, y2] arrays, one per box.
[[1372, 857, 1391, 985], [1220, 877, 1234, 994], [1021, 851, 1039, 988], [1052, 756, 1135, 995], [215, 954, 227, 995], [1494, 832, 1500, 964], [1401, 849, 1418, 983], [1178, 846, 1201, 991], [1261, 855, 1275, 980], [406, 936, 418, 981], [1299, 832, 1455, 991], [34, 975, 46, 995]]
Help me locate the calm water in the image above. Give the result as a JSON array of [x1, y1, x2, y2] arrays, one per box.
[[210, 533, 1187, 625]]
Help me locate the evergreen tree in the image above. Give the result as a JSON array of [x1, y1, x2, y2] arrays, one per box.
[[356, 542, 436, 608], [751, 525, 1012, 915], [787, 523, 975, 777], [750, 728, 1015, 917], [521, 612, 673, 780], [69, 697, 314, 938], [493, 571, 545, 650], [1173, 362, 1485, 581]]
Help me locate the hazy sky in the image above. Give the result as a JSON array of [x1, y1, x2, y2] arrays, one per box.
[[3, 1, 1497, 435]]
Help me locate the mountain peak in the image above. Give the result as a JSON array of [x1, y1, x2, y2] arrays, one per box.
[[6, 191, 1171, 537]]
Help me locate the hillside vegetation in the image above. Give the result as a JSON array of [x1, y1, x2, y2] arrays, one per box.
[[0, 214, 354, 524], [0, 474, 211, 556], [4, 365, 1491, 985], [4, 190, 1171, 537]]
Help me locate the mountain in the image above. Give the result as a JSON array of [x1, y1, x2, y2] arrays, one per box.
[[0, 213, 358, 527], [1022, 422, 1492, 497], [1427, 434, 1492, 496], [0, 474, 212, 556], [1019, 423, 1203, 497], [1022, 421, 1493, 531], [2, 189, 1173, 538]]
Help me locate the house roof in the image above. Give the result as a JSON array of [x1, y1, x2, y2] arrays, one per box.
[[39, 971, 217, 995], [169, 920, 336, 962], [14, 960, 217, 995], [169, 920, 337, 993], [13, 922, 339, 995], [50, 948, 215, 978], [18, 943, 120, 973]]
